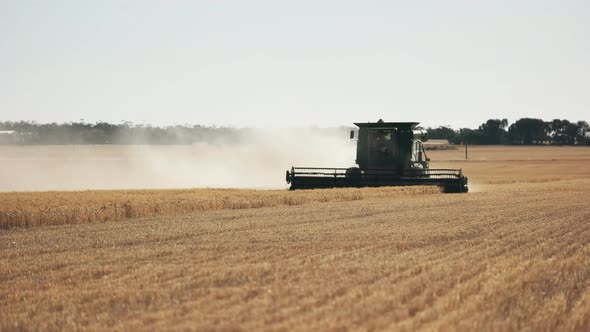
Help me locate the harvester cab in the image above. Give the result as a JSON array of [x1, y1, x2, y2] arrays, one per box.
[[353, 121, 430, 173], [286, 120, 468, 193]]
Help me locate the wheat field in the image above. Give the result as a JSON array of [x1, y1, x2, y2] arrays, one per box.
[[2, 145, 590, 331], [0, 186, 439, 229]]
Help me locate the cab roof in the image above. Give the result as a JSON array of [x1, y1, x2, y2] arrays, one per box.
[[353, 120, 419, 129]]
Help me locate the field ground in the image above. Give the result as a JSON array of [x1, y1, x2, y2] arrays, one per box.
[[2, 145, 590, 331]]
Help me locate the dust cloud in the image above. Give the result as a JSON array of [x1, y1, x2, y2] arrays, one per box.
[[0, 128, 356, 192]]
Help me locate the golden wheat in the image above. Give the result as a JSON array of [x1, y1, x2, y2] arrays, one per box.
[[0, 186, 439, 229]]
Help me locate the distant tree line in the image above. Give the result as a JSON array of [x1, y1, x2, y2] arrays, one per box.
[[0, 121, 244, 145], [1, 118, 589, 145], [427, 118, 590, 146]]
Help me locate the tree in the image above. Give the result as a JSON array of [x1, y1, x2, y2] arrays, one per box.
[[478, 119, 508, 144], [546, 119, 587, 145], [548, 119, 564, 144], [508, 118, 547, 145], [427, 126, 458, 141], [576, 121, 589, 145], [450, 128, 481, 145]]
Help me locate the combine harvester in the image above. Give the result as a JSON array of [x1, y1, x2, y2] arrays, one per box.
[[286, 120, 468, 193]]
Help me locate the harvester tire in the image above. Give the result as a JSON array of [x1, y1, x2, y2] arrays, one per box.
[[345, 167, 362, 186]]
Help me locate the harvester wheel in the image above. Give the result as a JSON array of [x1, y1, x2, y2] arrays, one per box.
[[286, 170, 291, 184], [345, 167, 362, 186]]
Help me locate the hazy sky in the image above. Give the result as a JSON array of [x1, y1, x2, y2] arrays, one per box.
[[1, 0, 588, 128]]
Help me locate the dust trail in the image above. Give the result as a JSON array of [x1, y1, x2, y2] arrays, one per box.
[[0, 128, 356, 192]]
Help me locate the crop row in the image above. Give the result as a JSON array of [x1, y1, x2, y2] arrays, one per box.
[[0, 186, 439, 229]]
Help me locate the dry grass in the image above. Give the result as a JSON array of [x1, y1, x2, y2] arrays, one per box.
[[2, 145, 590, 331], [0, 186, 439, 229]]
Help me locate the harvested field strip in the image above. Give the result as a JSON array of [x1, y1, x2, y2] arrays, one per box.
[[0, 186, 440, 229]]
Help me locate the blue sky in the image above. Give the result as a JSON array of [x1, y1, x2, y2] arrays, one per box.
[[1, 0, 588, 128]]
